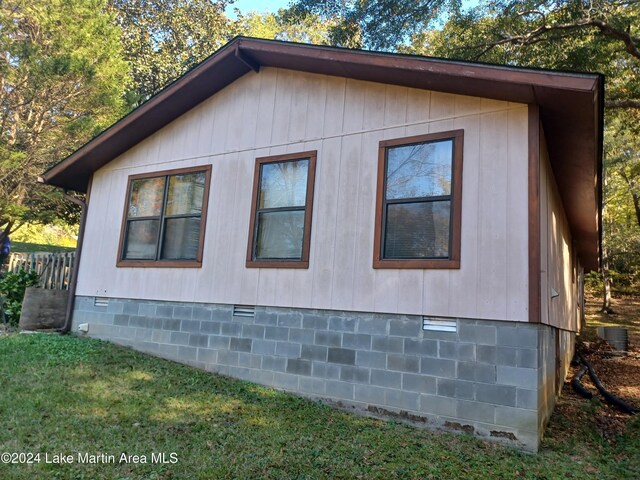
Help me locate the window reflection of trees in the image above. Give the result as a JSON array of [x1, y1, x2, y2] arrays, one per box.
[[166, 173, 205, 215], [259, 160, 308, 208], [384, 140, 453, 259], [257, 211, 304, 259], [386, 140, 452, 199], [124, 172, 206, 261], [256, 160, 308, 260], [162, 173, 205, 259], [129, 177, 165, 217]]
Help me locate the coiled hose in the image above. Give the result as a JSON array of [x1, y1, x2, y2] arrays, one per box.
[[571, 353, 638, 415]]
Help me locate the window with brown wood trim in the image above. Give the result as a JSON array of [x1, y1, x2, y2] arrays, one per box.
[[117, 165, 212, 268], [373, 131, 463, 269], [246, 151, 317, 268]]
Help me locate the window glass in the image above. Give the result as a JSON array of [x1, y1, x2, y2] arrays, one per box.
[[128, 177, 165, 217], [165, 172, 206, 216], [259, 160, 309, 209], [247, 152, 316, 267], [384, 201, 450, 258], [120, 167, 210, 265], [161, 217, 201, 260], [256, 210, 305, 259], [125, 220, 160, 259], [374, 131, 462, 268], [386, 140, 452, 200]]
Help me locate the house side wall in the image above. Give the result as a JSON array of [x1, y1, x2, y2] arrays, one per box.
[[539, 132, 579, 331], [78, 67, 530, 322], [536, 131, 578, 441]]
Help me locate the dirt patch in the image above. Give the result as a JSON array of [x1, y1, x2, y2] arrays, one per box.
[[490, 430, 517, 440], [444, 421, 475, 434], [549, 292, 640, 443]]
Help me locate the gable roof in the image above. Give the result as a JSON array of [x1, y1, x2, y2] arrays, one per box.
[[41, 36, 603, 270]]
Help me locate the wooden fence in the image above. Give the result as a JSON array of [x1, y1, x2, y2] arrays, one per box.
[[7, 251, 76, 290]]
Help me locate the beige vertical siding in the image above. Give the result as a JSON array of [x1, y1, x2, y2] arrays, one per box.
[[539, 133, 578, 331], [78, 68, 530, 322]]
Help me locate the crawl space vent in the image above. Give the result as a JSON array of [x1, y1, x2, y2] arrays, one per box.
[[422, 317, 457, 333], [94, 297, 109, 307], [233, 305, 255, 317]]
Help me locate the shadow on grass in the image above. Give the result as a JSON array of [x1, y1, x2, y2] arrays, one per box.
[[0, 333, 638, 479]]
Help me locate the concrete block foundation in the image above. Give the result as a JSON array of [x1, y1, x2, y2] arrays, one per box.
[[73, 296, 574, 451]]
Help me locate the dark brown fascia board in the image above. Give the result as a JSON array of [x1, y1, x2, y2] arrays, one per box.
[[236, 37, 600, 97]]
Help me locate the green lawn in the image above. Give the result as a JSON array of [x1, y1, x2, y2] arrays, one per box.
[[0, 334, 637, 479], [10, 241, 75, 253]]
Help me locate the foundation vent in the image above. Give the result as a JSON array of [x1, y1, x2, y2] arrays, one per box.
[[94, 297, 109, 307], [422, 317, 457, 333], [233, 305, 256, 317]]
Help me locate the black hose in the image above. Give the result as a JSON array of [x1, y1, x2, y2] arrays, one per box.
[[576, 353, 639, 415], [571, 365, 593, 399]]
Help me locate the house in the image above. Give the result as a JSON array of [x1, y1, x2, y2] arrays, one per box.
[[41, 37, 603, 451]]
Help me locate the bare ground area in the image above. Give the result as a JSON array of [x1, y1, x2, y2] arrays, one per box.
[[545, 292, 640, 445]]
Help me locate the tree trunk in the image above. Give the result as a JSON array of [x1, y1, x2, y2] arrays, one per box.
[[619, 169, 640, 227], [601, 247, 615, 314]]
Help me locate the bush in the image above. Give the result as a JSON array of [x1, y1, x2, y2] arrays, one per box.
[[584, 271, 604, 294], [0, 269, 40, 325]]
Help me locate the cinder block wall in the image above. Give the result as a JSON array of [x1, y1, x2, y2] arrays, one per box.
[[73, 296, 558, 451], [538, 327, 575, 436]]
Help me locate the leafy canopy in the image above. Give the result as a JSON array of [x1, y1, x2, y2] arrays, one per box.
[[0, 0, 130, 239], [110, 0, 233, 106], [289, 0, 454, 49]]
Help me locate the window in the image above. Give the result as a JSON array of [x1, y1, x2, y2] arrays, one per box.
[[374, 131, 463, 269], [246, 151, 317, 268], [117, 165, 211, 267]]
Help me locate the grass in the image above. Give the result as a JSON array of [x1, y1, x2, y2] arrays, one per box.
[[10, 241, 75, 253], [0, 334, 638, 479]]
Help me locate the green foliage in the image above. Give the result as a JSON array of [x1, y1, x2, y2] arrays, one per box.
[[0, 0, 129, 237], [10, 242, 75, 253], [289, 0, 453, 49], [407, 1, 639, 106], [603, 111, 640, 284], [12, 221, 78, 248], [232, 8, 336, 44], [585, 271, 604, 292], [0, 269, 39, 325], [110, 0, 233, 106]]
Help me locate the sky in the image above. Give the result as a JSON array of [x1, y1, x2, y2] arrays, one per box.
[[225, 1, 481, 20], [225, 0, 290, 17]]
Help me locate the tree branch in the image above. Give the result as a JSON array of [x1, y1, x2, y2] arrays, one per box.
[[589, 18, 640, 60], [606, 99, 640, 109], [472, 13, 640, 62]]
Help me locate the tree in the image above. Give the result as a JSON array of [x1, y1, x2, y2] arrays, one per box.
[[231, 8, 335, 45], [288, 0, 452, 49], [407, 1, 639, 109], [109, 0, 233, 107], [0, 0, 130, 242]]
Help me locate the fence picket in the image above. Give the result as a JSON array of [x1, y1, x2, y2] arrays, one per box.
[[5, 251, 76, 290]]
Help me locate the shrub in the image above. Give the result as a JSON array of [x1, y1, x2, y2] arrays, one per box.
[[0, 269, 40, 325]]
